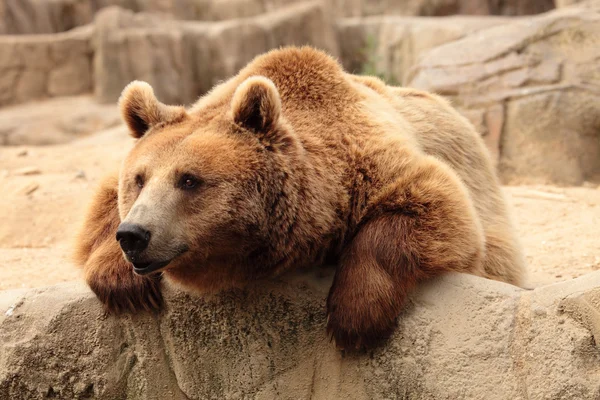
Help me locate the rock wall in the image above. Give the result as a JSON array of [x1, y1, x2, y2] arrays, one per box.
[[331, 0, 555, 17], [408, 5, 600, 184], [0, 1, 598, 183], [0, 25, 93, 106], [1, 270, 600, 399], [94, 1, 339, 104], [0, 0, 196, 34], [0, 0, 555, 35], [336, 15, 513, 80], [0, 1, 579, 107], [0, 1, 338, 107]]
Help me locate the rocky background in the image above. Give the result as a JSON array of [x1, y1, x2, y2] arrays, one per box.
[[1, 1, 600, 399], [0, 0, 598, 183]]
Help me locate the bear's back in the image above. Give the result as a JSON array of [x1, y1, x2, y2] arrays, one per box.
[[241, 46, 358, 114]]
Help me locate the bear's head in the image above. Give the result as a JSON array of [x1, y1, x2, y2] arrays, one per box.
[[115, 77, 302, 292]]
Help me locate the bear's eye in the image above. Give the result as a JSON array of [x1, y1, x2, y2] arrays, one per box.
[[135, 174, 144, 189], [179, 174, 200, 190]]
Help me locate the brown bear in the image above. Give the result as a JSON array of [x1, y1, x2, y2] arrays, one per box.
[[74, 46, 525, 350]]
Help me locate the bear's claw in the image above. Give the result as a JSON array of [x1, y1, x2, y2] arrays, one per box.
[[325, 309, 396, 352]]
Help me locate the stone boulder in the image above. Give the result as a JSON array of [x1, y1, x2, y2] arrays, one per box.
[[409, 4, 600, 185], [337, 15, 513, 82], [93, 1, 339, 105], [0, 25, 93, 107], [1, 269, 600, 399]]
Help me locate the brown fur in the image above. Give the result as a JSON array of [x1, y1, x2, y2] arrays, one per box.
[[74, 46, 525, 350]]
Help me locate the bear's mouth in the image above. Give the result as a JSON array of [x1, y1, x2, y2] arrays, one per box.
[[130, 245, 189, 276], [132, 260, 171, 275]]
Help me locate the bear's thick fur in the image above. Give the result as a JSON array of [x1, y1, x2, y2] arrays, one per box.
[[74, 46, 525, 350]]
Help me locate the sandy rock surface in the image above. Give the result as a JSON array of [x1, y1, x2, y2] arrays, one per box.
[[0, 96, 120, 145], [0, 108, 132, 291], [1, 270, 599, 399]]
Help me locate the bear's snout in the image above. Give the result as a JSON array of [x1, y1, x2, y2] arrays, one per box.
[[116, 222, 151, 261]]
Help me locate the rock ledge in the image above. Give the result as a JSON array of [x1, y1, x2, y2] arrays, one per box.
[[1, 270, 599, 399]]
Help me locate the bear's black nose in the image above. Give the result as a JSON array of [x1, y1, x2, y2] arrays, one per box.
[[116, 223, 151, 259]]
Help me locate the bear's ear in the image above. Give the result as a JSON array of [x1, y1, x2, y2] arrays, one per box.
[[231, 76, 281, 134], [118, 81, 187, 139]]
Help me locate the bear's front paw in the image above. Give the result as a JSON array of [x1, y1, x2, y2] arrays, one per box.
[[326, 277, 400, 351], [86, 267, 163, 315]]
